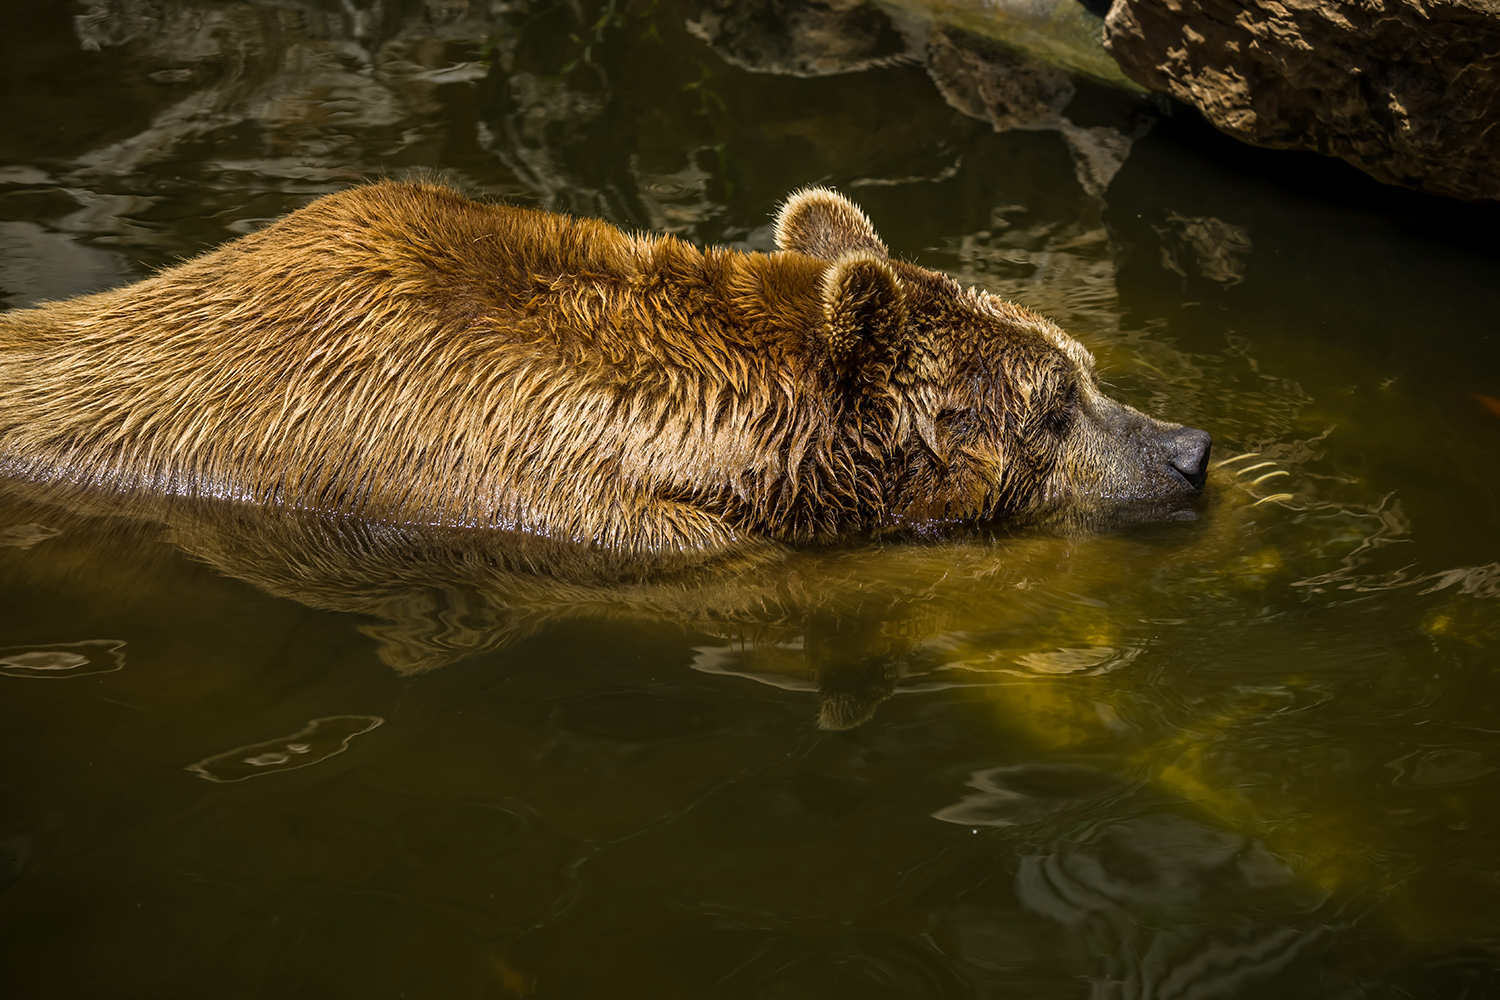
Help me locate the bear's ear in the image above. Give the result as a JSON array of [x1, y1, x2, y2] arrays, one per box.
[[775, 187, 889, 261], [819, 251, 908, 387]]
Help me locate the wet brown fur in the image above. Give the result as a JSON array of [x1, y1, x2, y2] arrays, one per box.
[[0, 181, 1196, 563]]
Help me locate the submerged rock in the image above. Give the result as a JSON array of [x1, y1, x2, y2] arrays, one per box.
[[923, 25, 1140, 194], [685, 0, 913, 76], [924, 24, 1076, 131], [1103, 0, 1500, 202]]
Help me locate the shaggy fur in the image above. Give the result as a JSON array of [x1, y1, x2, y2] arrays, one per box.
[[0, 181, 1208, 561]]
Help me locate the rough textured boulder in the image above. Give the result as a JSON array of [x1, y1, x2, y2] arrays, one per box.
[[1103, 0, 1500, 202]]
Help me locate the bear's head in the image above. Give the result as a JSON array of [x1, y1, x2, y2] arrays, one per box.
[[775, 188, 1211, 533]]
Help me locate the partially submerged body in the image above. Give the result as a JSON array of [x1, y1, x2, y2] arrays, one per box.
[[0, 182, 1210, 570]]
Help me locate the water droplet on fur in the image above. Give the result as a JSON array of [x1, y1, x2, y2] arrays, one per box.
[[0, 640, 125, 679], [186, 715, 383, 782]]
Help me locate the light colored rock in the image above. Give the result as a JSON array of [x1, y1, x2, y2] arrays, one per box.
[[881, 0, 1139, 87], [1103, 0, 1500, 202]]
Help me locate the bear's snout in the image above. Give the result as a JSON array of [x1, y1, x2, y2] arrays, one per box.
[[1168, 427, 1212, 490]]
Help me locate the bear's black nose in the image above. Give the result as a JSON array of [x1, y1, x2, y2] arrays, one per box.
[[1169, 427, 1212, 490]]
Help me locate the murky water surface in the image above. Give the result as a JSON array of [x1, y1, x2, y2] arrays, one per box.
[[3, 1, 1500, 996]]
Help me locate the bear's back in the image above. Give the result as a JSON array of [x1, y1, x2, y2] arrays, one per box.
[[0, 183, 829, 556]]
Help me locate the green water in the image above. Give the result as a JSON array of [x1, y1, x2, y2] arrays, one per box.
[[3, 1, 1500, 996]]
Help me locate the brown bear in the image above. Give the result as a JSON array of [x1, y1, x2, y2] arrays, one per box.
[[0, 181, 1209, 564]]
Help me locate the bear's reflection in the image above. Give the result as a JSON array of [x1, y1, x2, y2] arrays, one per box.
[[0, 477, 1219, 729]]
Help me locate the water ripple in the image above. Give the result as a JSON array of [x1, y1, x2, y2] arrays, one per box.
[[0, 639, 125, 679], [186, 715, 384, 783]]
